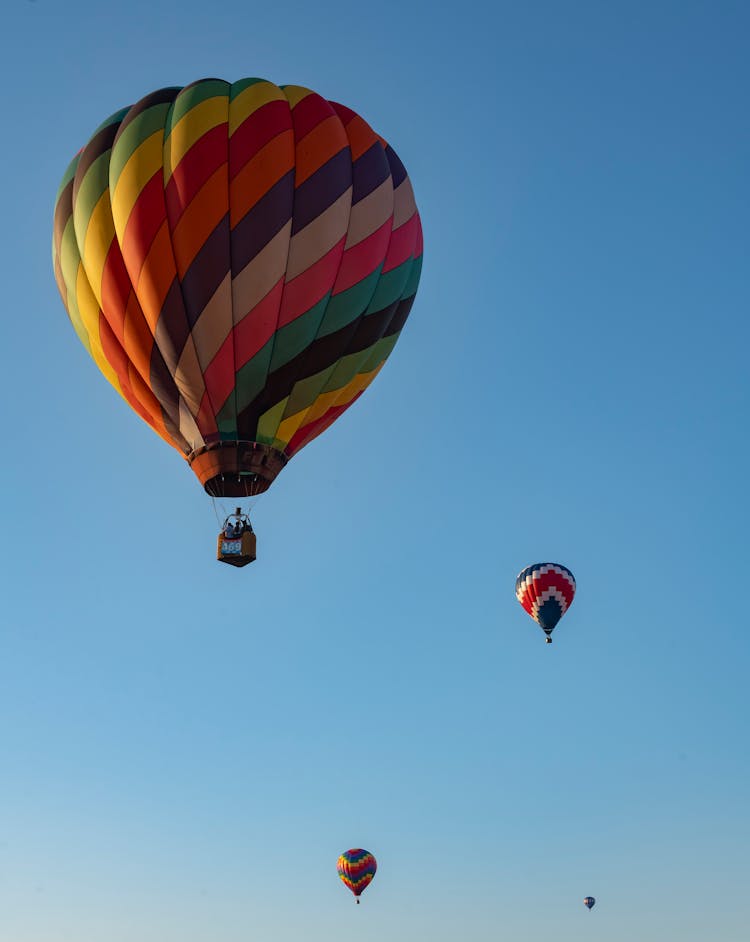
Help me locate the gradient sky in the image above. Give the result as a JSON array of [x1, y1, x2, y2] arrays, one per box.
[[1, 1, 749, 939]]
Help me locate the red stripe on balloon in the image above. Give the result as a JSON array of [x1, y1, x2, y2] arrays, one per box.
[[333, 219, 393, 294], [382, 213, 420, 273], [531, 572, 575, 607], [120, 172, 169, 285], [201, 329, 237, 414], [230, 100, 292, 180], [100, 241, 134, 344], [289, 91, 333, 141], [277, 237, 346, 328], [233, 277, 285, 368], [165, 124, 228, 226]]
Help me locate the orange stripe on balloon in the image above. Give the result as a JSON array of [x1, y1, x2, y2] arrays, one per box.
[[98, 306, 171, 443], [122, 289, 157, 389], [127, 362, 173, 442], [100, 240, 132, 345], [171, 166, 228, 277], [294, 115, 348, 186], [339, 112, 379, 161], [229, 131, 295, 223], [136, 223, 179, 331], [229, 99, 292, 178], [119, 172, 169, 289], [99, 238, 175, 435]]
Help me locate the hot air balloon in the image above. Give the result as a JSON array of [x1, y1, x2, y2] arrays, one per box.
[[584, 896, 595, 910], [515, 562, 576, 643], [337, 848, 377, 902], [52, 77, 422, 564]]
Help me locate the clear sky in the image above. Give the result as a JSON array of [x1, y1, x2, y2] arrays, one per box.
[[1, 1, 748, 939]]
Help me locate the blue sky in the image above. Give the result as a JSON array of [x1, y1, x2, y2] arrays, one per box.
[[1, 1, 749, 939]]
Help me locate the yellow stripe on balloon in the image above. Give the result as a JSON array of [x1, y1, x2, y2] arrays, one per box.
[[229, 81, 286, 136], [80, 190, 116, 306], [74, 264, 122, 393], [57, 220, 90, 350], [164, 96, 228, 180], [281, 84, 315, 109], [110, 131, 164, 230], [255, 397, 288, 446], [271, 364, 381, 447], [272, 408, 304, 449], [311, 363, 383, 419]]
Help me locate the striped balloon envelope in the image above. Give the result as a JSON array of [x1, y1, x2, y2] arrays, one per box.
[[337, 848, 377, 902], [52, 77, 422, 499], [515, 562, 576, 643]]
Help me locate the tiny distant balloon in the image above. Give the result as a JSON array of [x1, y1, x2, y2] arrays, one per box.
[[515, 562, 576, 643], [584, 896, 595, 910], [337, 848, 377, 903]]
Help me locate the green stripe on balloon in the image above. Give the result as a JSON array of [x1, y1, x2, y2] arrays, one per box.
[[222, 336, 275, 425], [229, 77, 268, 99], [57, 217, 92, 355], [317, 267, 383, 337], [402, 253, 422, 298], [89, 108, 129, 139], [109, 102, 172, 189], [269, 294, 332, 371], [365, 260, 414, 313], [73, 152, 111, 249], [165, 79, 229, 137], [346, 333, 398, 380]]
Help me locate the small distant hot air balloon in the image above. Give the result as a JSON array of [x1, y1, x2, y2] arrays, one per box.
[[337, 848, 377, 903], [515, 562, 576, 643], [584, 896, 596, 910]]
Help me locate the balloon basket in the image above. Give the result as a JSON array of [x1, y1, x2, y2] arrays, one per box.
[[217, 530, 257, 567]]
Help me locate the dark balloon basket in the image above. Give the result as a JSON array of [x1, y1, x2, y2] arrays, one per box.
[[217, 530, 257, 568]]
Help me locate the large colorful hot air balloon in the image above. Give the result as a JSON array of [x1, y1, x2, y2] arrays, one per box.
[[584, 896, 596, 910], [337, 848, 377, 902], [515, 562, 576, 643], [52, 77, 422, 509]]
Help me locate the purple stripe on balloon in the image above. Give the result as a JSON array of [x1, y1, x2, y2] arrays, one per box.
[[291, 149, 351, 234], [230, 170, 294, 272]]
